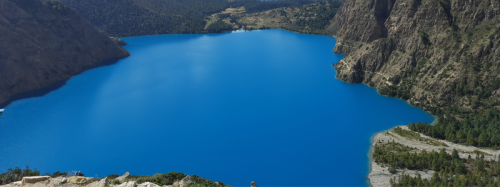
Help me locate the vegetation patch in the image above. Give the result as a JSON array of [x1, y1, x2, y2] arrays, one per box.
[[393, 127, 447, 146]]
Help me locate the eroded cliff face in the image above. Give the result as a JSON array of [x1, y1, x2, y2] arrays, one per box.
[[0, 0, 129, 105], [332, 0, 500, 112]]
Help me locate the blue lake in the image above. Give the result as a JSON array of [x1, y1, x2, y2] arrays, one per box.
[[0, 29, 433, 186]]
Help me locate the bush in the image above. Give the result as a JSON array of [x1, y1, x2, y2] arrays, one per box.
[[0, 166, 40, 185], [105, 174, 120, 180], [50, 171, 68, 178], [388, 166, 397, 174], [135, 172, 187, 186], [112, 179, 122, 185]]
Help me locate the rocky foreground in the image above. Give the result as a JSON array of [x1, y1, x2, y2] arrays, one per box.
[[369, 126, 500, 187], [2, 172, 258, 187]]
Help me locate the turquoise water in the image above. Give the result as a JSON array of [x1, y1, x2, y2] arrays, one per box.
[[0, 29, 433, 186]]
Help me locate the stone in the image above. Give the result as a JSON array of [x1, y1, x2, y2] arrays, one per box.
[[117, 172, 130, 181], [251, 181, 258, 187], [172, 175, 193, 187], [11, 181, 22, 185], [137, 182, 161, 187], [61, 178, 68, 183], [86, 177, 108, 187], [97, 177, 108, 187], [117, 181, 137, 187], [67, 176, 94, 185], [21, 176, 50, 183]]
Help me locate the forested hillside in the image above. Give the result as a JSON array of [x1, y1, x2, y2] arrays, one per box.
[[0, 0, 129, 105], [331, 0, 500, 185], [59, 0, 328, 37], [58, 0, 205, 36], [238, 0, 342, 34]]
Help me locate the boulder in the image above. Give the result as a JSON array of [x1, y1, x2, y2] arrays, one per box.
[[137, 182, 161, 187], [117, 172, 130, 181], [117, 181, 137, 187], [86, 177, 108, 187], [97, 177, 108, 187], [172, 175, 193, 187], [11, 181, 22, 186], [251, 181, 258, 187], [68, 176, 94, 185], [21, 176, 50, 183]]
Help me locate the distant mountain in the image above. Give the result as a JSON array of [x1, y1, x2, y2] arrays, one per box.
[[0, 0, 129, 105], [58, 0, 209, 37], [59, 0, 327, 37]]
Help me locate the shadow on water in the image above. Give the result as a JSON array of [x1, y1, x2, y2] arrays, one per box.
[[0, 57, 125, 109]]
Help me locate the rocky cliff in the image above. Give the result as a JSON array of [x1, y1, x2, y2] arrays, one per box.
[[332, 0, 500, 113], [0, 0, 129, 105]]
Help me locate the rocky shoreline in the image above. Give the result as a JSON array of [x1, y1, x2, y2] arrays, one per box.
[[368, 126, 500, 187], [1, 172, 255, 187]]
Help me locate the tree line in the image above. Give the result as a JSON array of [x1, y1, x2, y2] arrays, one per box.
[[409, 108, 500, 149], [374, 141, 500, 186]]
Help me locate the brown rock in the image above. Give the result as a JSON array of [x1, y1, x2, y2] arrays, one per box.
[[67, 176, 94, 185]]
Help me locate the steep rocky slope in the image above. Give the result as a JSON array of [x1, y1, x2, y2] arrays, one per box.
[[332, 0, 500, 114], [0, 0, 129, 105]]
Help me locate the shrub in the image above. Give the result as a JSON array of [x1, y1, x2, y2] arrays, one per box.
[[135, 172, 187, 186], [112, 179, 122, 185]]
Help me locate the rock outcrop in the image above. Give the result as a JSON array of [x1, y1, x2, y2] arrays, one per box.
[[67, 176, 94, 185], [332, 0, 500, 111], [0, 0, 129, 105], [137, 182, 160, 187], [251, 181, 257, 187], [116, 172, 130, 182], [117, 181, 137, 187], [21, 176, 50, 184], [172, 175, 193, 187]]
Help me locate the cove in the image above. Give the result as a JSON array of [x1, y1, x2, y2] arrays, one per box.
[[0, 29, 433, 186]]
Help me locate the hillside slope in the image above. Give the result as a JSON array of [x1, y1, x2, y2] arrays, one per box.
[[0, 0, 129, 105], [58, 0, 206, 37], [58, 0, 329, 37], [332, 0, 500, 115]]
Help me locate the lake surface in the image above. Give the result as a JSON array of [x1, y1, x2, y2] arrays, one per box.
[[0, 29, 433, 186]]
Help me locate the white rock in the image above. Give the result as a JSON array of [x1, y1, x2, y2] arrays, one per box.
[[11, 181, 23, 185], [22, 176, 50, 183], [117, 172, 130, 181], [138, 182, 161, 187], [117, 181, 138, 187]]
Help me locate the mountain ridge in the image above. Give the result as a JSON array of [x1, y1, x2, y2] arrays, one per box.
[[0, 0, 130, 105], [332, 0, 500, 114]]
